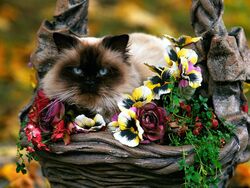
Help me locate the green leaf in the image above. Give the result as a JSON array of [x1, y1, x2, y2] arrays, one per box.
[[21, 169, 27, 174], [203, 103, 208, 110], [178, 160, 186, 170], [199, 95, 208, 103], [206, 122, 212, 127], [16, 165, 21, 173], [206, 111, 212, 119], [173, 95, 180, 105], [191, 171, 201, 183], [173, 108, 179, 114]]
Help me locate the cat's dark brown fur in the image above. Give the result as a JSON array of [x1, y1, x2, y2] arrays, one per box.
[[42, 33, 166, 120]]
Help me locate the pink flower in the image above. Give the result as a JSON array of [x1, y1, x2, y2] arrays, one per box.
[[24, 123, 36, 141], [24, 123, 42, 144], [178, 61, 202, 89], [24, 123, 49, 151], [137, 102, 167, 144], [178, 79, 189, 88], [111, 114, 119, 122]]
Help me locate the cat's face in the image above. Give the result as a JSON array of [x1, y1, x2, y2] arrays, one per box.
[[42, 33, 135, 113]]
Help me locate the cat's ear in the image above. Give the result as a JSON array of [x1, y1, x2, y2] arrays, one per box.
[[53, 32, 79, 51], [102, 34, 129, 54]]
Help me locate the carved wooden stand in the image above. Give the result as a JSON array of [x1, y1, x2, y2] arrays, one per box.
[[19, 0, 250, 187]]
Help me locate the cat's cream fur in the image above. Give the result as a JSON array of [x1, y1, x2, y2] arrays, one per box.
[[128, 33, 168, 81]]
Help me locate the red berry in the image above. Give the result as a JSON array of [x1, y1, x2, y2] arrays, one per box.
[[185, 105, 191, 113], [220, 138, 226, 147], [180, 101, 186, 109], [195, 122, 203, 128], [241, 104, 248, 113], [195, 116, 200, 122], [211, 119, 219, 129], [193, 128, 200, 135]]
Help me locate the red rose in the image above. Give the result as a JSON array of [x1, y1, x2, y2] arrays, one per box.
[[137, 102, 167, 144]]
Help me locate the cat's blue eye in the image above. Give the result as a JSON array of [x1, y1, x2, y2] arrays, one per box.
[[72, 67, 82, 75], [98, 68, 108, 76]]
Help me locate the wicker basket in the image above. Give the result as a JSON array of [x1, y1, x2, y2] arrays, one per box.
[[19, 0, 250, 187], [20, 125, 244, 188]]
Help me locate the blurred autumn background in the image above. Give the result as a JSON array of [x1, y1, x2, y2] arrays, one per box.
[[0, 0, 250, 187]]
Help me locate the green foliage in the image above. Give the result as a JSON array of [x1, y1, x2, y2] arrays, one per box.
[[16, 131, 38, 174], [163, 88, 235, 187], [179, 132, 221, 187]]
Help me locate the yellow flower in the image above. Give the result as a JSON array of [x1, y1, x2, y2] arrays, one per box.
[[118, 86, 153, 111], [164, 34, 202, 48], [144, 62, 180, 99], [177, 48, 202, 89], [179, 65, 202, 90], [75, 114, 95, 127], [74, 114, 106, 132], [178, 48, 198, 65], [109, 108, 143, 147], [186, 70, 202, 89]]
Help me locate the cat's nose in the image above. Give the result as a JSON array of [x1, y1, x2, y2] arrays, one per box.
[[85, 80, 95, 86]]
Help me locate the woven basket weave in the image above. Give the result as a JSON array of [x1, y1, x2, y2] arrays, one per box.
[[19, 0, 250, 187], [23, 125, 246, 188]]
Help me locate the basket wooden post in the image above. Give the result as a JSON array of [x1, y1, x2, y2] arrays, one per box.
[[19, 0, 250, 187]]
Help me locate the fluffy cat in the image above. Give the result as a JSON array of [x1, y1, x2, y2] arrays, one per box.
[[41, 33, 167, 120]]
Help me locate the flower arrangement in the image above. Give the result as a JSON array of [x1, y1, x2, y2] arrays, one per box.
[[109, 35, 203, 147], [16, 90, 107, 173], [17, 35, 236, 187]]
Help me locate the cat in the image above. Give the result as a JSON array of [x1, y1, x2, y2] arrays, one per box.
[[41, 32, 167, 121]]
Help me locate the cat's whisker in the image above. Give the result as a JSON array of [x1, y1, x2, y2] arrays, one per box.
[[53, 88, 77, 99], [100, 91, 120, 113], [40, 89, 78, 113]]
